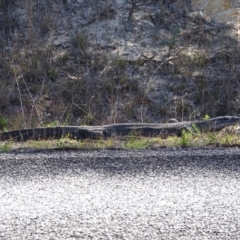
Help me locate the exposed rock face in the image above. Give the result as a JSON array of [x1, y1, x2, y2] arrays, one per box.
[[192, 0, 240, 28]]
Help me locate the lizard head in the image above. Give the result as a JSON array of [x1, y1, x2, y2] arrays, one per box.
[[205, 116, 240, 130]]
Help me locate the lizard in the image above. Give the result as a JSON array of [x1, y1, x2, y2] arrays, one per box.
[[0, 116, 239, 142]]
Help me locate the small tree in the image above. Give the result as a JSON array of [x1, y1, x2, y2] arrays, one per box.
[[126, 0, 147, 20]]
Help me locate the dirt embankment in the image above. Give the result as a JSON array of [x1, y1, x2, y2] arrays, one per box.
[[0, 0, 239, 130]]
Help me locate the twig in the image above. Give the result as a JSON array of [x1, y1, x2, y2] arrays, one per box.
[[73, 102, 102, 125], [8, 40, 26, 128]]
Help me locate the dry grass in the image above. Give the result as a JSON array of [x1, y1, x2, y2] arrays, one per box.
[[1, 130, 240, 153]]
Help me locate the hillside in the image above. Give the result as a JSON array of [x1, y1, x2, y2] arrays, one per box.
[[0, 0, 239, 130]]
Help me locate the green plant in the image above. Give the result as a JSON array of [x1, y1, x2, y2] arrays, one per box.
[[221, 134, 233, 146], [124, 131, 151, 149], [0, 116, 8, 131], [96, 138, 114, 149], [112, 56, 127, 69], [180, 129, 190, 147], [106, 138, 115, 148], [161, 27, 180, 54], [104, 77, 118, 93], [46, 67, 58, 81], [158, 106, 168, 116], [39, 12, 54, 35], [73, 31, 88, 51], [192, 52, 208, 67], [61, 54, 69, 63], [203, 114, 210, 120], [0, 143, 11, 152], [190, 124, 201, 134], [125, 137, 150, 149], [23, 69, 37, 83], [56, 135, 72, 145], [45, 121, 59, 127]]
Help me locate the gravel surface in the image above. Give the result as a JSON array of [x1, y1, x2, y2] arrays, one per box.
[[0, 147, 240, 239]]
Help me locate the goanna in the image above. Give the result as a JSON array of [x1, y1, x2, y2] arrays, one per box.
[[0, 116, 239, 142]]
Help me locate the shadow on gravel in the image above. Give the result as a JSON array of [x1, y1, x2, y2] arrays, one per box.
[[0, 148, 240, 179]]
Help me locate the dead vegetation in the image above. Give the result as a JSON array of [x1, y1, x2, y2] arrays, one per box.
[[0, 0, 239, 131]]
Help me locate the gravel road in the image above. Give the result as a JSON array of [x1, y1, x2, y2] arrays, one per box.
[[0, 147, 240, 239]]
